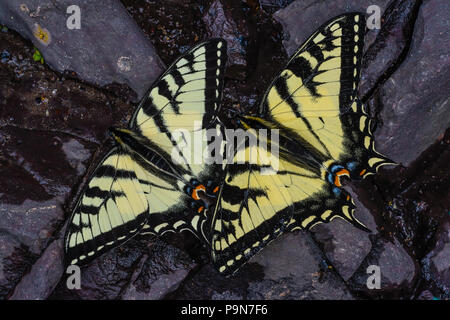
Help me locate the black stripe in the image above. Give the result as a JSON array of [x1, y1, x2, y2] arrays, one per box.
[[84, 186, 125, 199], [171, 69, 185, 87], [321, 24, 339, 51], [94, 165, 117, 178], [285, 56, 319, 98], [78, 204, 100, 215], [306, 42, 326, 64], [184, 52, 195, 72]]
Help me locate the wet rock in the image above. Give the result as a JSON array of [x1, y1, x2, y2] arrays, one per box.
[[312, 221, 373, 281], [359, 0, 422, 101], [417, 289, 436, 300], [369, 129, 448, 258], [422, 221, 450, 298], [122, 0, 207, 65], [121, 240, 196, 300], [0, 29, 133, 142], [350, 236, 418, 297], [305, 182, 377, 282], [0, 99, 106, 299], [274, 0, 391, 56], [51, 238, 195, 300], [0, 199, 63, 254], [9, 238, 64, 300], [51, 239, 147, 300], [203, 0, 250, 78], [0, 233, 37, 299], [377, 238, 417, 286], [257, 0, 296, 14], [0, 0, 164, 101], [0, 17, 145, 300], [0, 125, 95, 253], [166, 262, 263, 300], [247, 232, 354, 299], [211, 290, 243, 300], [374, 0, 450, 166]]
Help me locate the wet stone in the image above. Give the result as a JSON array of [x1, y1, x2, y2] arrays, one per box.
[[121, 240, 197, 300], [122, 0, 207, 65], [273, 0, 392, 56], [359, 0, 422, 101], [307, 180, 378, 282], [50, 239, 196, 300], [51, 239, 148, 300], [373, 0, 450, 166], [257, 1, 296, 15], [0, 125, 95, 254], [203, 0, 250, 79], [312, 219, 373, 281], [350, 236, 418, 297], [166, 262, 264, 300], [377, 238, 417, 287], [422, 221, 450, 298], [0, 0, 165, 101], [9, 238, 64, 300], [0, 28, 133, 143], [0, 233, 35, 299], [247, 232, 354, 299]]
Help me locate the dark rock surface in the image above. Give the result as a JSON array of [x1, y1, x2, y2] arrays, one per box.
[[0, 0, 448, 300], [312, 218, 373, 281], [422, 221, 450, 298], [349, 236, 419, 299], [0, 20, 132, 299], [120, 240, 197, 300], [0, 0, 164, 101], [51, 239, 147, 300], [274, 0, 392, 56], [374, 0, 450, 166], [9, 238, 64, 300], [358, 0, 422, 101], [0, 233, 35, 298], [203, 0, 250, 79], [247, 233, 354, 299]]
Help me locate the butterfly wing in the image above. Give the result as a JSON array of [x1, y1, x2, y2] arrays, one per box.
[[131, 39, 227, 239], [65, 149, 152, 266], [65, 40, 228, 266], [130, 39, 227, 177], [209, 130, 297, 275], [252, 13, 393, 232]]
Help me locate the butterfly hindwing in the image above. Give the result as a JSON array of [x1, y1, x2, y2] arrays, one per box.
[[64, 148, 151, 266], [210, 130, 296, 275]]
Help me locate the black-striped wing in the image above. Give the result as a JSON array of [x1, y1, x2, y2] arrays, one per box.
[[252, 13, 393, 231], [65, 39, 228, 266], [130, 39, 227, 177]]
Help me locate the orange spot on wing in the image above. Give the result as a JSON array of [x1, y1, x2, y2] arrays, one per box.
[[337, 169, 350, 177], [359, 169, 366, 176], [334, 169, 350, 187], [197, 206, 204, 213], [192, 185, 206, 200], [213, 186, 219, 193], [334, 176, 341, 187]]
